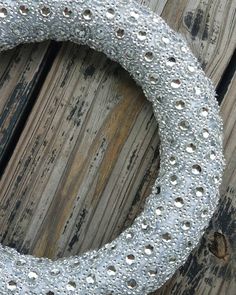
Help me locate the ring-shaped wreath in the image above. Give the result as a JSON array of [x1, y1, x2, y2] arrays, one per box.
[[0, 0, 224, 294]]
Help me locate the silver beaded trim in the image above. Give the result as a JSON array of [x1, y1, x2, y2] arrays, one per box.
[[0, 0, 224, 294]]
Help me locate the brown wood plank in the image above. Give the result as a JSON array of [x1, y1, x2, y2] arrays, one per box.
[[0, 0, 236, 294]]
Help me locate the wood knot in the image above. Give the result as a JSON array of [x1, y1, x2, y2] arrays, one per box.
[[208, 231, 229, 261]]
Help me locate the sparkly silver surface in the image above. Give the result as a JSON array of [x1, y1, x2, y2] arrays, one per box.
[[0, 0, 224, 294]]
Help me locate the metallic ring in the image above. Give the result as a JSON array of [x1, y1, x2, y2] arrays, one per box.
[[0, 0, 224, 294]]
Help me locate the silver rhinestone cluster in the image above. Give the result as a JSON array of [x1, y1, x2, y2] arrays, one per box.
[[0, 0, 224, 294]]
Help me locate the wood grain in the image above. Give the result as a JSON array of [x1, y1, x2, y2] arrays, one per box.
[[0, 42, 56, 169], [0, 44, 160, 257], [220, 72, 236, 194], [0, 0, 235, 294]]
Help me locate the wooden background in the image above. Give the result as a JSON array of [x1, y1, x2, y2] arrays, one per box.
[[0, 0, 236, 294]]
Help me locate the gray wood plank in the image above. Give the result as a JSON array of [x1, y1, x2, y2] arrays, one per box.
[[0, 42, 59, 172]]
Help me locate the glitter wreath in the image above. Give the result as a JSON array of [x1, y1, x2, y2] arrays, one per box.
[[0, 0, 224, 294]]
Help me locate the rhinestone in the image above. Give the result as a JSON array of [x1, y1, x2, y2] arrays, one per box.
[[201, 107, 209, 117], [171, 79, 181, 88], [170, 175, 178, 185], [144, 51, 154, 62], [50, 269, 60, 276], [175, 100, 185, 110], [182, 221, 191, 230], [181, 46, 188, 53], [15, 259, 26, 266], [107, 266, 116, 276], [0, 7, 7, 18], [125, 48, 136, 59], [203, 128, 209, 138], [179, 120, 189, 131], [28, 271, 38, 280], [214, 176, 220, 183], [201, 209, 208, 217], [192, 164, 202, 175], [187, 241, 193, 248], [116, 28, 125, 39], [174, 197, 184, 208], [141, 220, 149, 230], [156, 95, 163, 103], [7, 281, 17, 291], [71, 259, 80, 267], [63, 7, 72, 17], [188, 65, 195, 72], [86, 275, 96, 284], [210, 151, 216, 160], [196, 187, 204, 197], [166, 57, 176, 66], [155, 186, 161, 194], [148, 269, 157, 277], [137, 30, 147, 40], [130, 11, 139, 20], [127, 279, 137, 289], [186, 143, 196, 153], [105, 243, 116, 250], [149, 73, 159, 84], [125, 231, 134, 240], [170, 156, 177, 165], [106, 8, 115, 19], [19, 5, 29, 15], [195, 87, 201, 95], [144, 244, 154, 255], [66, 281, 76, 291], [155, 206, 164, 216], [40, 6, 51, 16], [162, 36, 170, 44], [126, 254, 135, 265], [169, 257, 177, 263], [162, 233, 172, 242], [83, 9, 92, 20]]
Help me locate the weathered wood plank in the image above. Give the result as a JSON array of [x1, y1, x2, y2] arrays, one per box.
[[0, 1, 235, 294], [220, 72, 236, 194], [0, 44, 160, 257], [152, 72, 236, 295], [0, 41, 59, 173]]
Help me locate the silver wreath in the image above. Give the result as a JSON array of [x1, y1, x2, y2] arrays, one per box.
[[0, 0, 224, 294]]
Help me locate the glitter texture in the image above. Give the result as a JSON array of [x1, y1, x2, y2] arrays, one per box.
[[0, 0, 224, 294]]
